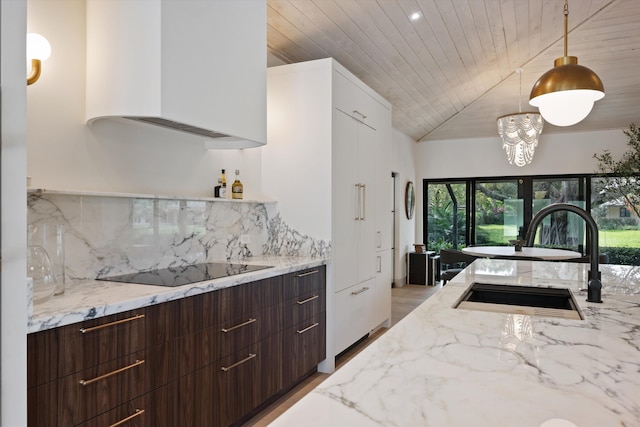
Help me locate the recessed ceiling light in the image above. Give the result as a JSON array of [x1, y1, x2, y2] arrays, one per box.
[[409, 11, 422, 21]]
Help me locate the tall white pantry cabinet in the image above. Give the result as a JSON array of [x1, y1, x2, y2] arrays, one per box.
[[264, 58, 393, 366]]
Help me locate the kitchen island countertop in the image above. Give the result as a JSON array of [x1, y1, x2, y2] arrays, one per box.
[[29, 256, 326, 333], [271, 259, 640, 427]]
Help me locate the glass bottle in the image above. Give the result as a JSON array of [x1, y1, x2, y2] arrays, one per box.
[[219, 169, 227, 198], [232, 169, 243, 199]]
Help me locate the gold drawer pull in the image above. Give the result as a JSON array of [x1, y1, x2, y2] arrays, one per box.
[[221, 318, 256, 333], [297, 322, 319, 334], [351, 286, 369, 296], [221, 353, 256, 372], [296, 269, 319, 278], [109, 408, 145, 427], [79, 314, 145, 334], [296, 294, 319, 305], [79, 359, 145, 386]]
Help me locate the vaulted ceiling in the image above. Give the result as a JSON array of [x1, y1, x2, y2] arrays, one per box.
[[266, 0, 640, 142]]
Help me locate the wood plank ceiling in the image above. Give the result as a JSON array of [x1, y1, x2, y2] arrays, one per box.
[[267, 0, 640, 142]]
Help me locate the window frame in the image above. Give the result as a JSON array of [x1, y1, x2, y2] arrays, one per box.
[[424, 173, 592, 248]]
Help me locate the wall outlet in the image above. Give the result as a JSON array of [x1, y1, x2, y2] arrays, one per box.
[[240, 234, 250, 244]]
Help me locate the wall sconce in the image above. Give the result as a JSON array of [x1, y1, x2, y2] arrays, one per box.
[[529, 0, 604, 126], [27, 33, 51, 85]]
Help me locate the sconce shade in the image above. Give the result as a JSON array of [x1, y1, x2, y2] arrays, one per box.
[[497, 112, 543, 167], [27, 33, 51, 61], [529, 56, 604, 126], [26, 33, 51, 86]]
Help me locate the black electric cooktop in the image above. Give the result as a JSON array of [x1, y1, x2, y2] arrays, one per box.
[[97, 262, 273, 287]]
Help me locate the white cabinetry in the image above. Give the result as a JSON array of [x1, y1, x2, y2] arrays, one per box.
[[264, 58, 393, 359], [374, 250, 393, 328], [332, 101, 376, 293], [334, 280, 375, 354]]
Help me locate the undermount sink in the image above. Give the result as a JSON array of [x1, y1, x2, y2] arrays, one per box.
[[455, 283, 584, 320]]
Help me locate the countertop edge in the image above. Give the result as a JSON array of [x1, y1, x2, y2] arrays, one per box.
[[28, 257, 327, 333]]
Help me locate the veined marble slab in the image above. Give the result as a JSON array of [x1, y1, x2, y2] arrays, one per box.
[[29, 256, 326, 333], [27, 190, 329, 286], [271, 259, 640, 427]]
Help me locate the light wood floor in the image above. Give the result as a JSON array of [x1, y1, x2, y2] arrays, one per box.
[[243, 283, 443, 426]]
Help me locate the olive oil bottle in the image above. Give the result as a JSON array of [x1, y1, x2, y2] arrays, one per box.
[[232, 169, 243, 199]]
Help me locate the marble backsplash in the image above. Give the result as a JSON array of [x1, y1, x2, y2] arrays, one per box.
[[27, 191, 330, 281]]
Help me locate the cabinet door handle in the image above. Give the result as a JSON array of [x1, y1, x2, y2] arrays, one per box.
[[109, 408, 145, 427], [221, 318, 256, 333], [296, 269, 319, 278], [355, 184, 361, 220], [79, 313, 145, 334], [296, 294, 319, 305], [79, 359, 145, 386], [221, 353, 256, 372], [361, 184, 366, 220], [297, 322, 319, 334], [352, 110, 367, 120], [351, 286, 370, 295], [377, 255, 382, 273]]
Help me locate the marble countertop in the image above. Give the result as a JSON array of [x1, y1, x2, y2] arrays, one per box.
[[28, 256, 326, 333], [271, 259, 640, 427]]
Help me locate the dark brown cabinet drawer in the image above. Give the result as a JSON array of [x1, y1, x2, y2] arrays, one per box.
[[178, 301, 284, 375], [28, 309, 147, 387], [80, 400, 147, 427], [29, 350, 148, 426], [79, 382, 178, 427], [212, 334, 284, 427], [284, 267, 325, 300], [285, 289, 325, 327], [283, 313, 326, 387], [212, 276, 284, 327], [176, 349, 257, 427], [155, 275, 284, 342]]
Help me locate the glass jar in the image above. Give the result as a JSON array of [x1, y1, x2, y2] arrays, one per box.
[[27, 245, 57, 304]]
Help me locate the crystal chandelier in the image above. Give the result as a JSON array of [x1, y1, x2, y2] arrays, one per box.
[[497, 69, 543, 167]]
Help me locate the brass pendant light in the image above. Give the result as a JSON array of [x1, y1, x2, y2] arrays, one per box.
[[529, 0, 604, 127]]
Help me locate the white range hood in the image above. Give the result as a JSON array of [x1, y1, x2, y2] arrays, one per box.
[[86, 0, 267, 149]]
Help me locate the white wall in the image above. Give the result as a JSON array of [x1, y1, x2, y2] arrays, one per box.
[[2, 1, 28, 425], [391, 128, 418, 285], [27, 0, 262, 199], [414, 128, 630, 241]]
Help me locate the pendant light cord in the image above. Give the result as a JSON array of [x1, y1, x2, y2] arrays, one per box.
[[517, 68, 523, 113], [563, 0, 569, 57]]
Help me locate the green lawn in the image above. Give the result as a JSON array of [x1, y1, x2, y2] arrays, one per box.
[[599, 229, 640, 248], [476, 224, 516, 245]]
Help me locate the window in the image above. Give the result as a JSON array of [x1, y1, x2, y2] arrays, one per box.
[[425, 174, 640, 265], [425, 181, 468, 251], [474, 179, 519, 245], [591, 177, 640, 265]]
